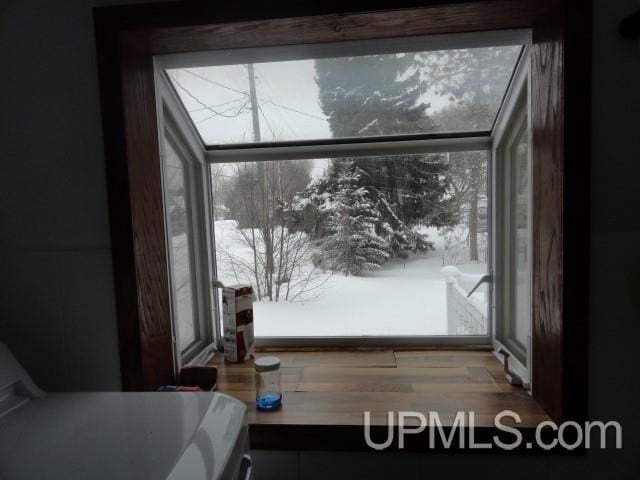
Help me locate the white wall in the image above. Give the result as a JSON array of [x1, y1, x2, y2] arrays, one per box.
[[0, 0, 149, 391], [1, 0, 639, 476]]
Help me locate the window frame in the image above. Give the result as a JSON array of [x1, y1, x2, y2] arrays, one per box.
[[160, 132, 201, 357], [208, 153, 494, 350], [94, 0, 591, 425], [156, 33, 530, 350], [157, 74, 217, 365], [491, 49, 532, 385]]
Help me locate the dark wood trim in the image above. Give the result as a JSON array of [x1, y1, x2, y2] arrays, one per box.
[[94, 10, 144, 390], [118, 31, 176, 390], [94, 14, 177, 390], [530, 0, 591, 423], [530, 2, 566, 423], [148, 0, 534, 54], [95, 0, 590, 425]]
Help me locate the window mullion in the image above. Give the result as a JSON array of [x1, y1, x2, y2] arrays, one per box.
[[204, 135, 491, 164]]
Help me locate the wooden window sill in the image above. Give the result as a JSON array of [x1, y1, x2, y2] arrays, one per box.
[[208, 349, 550, 451]]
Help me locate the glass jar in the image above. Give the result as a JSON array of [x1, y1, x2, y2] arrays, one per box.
[[254, 356, 282, 410]]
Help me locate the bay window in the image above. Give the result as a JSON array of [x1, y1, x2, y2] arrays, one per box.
[[156, 31, 532, 381], [97, 0, 589, 425]]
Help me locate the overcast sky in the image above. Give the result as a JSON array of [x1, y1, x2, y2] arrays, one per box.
[[167, 47, 519, 178], [167, 56, 458, 146]]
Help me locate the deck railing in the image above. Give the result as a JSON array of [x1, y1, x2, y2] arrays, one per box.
[[441, 266, 488, 335]]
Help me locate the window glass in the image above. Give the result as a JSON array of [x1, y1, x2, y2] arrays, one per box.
[[167, 45, 521, 145], [164, 139, 197, 350], [511, 121, 531, 354], [496, 95, 531, 366], [210, 152, 488, 337]]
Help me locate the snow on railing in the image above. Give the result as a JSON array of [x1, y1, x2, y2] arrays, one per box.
[[441, 266, 488, 335]]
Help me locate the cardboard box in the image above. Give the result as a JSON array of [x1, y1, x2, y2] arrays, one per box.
[[222, 284, 254, 362]]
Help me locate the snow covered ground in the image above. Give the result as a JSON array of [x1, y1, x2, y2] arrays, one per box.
[[214, 220, 487, 337], [168, 233, 196, 350]]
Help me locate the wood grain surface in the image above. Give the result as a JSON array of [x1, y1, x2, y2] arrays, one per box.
[[149, 1, 534, 54], [118, 32, 176, 389], [211, 350, 548, 437]]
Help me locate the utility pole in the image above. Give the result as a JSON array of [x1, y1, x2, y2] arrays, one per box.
[[246, 64, 274, 298], [247, 63, 261, 143]]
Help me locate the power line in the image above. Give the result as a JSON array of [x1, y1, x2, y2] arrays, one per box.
[[258, 99, 326, 121], [183, 69, 249, 96], [196, 99, 251, 124], [188, 97, 246, 113], [182, 68, 326, 122], [169, 74, 251, 119]]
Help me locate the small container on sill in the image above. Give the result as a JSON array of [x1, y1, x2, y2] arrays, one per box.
[[254, 356, 282, 410]]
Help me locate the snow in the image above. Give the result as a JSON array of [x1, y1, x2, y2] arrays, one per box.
[[169, 233, 195, 350], [256, 256, 449, 336], [214, 220, 487, 337]]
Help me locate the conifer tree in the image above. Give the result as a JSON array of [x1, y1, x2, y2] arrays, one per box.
[[319, 162, 390, 275], [311, 53, 454, 259]]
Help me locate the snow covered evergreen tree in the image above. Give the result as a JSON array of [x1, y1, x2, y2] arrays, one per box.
[[314, 53, 443, 228], [312, 53, 455, 260], [315, 53, 428, 137], [319, 162, 389, 275]]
